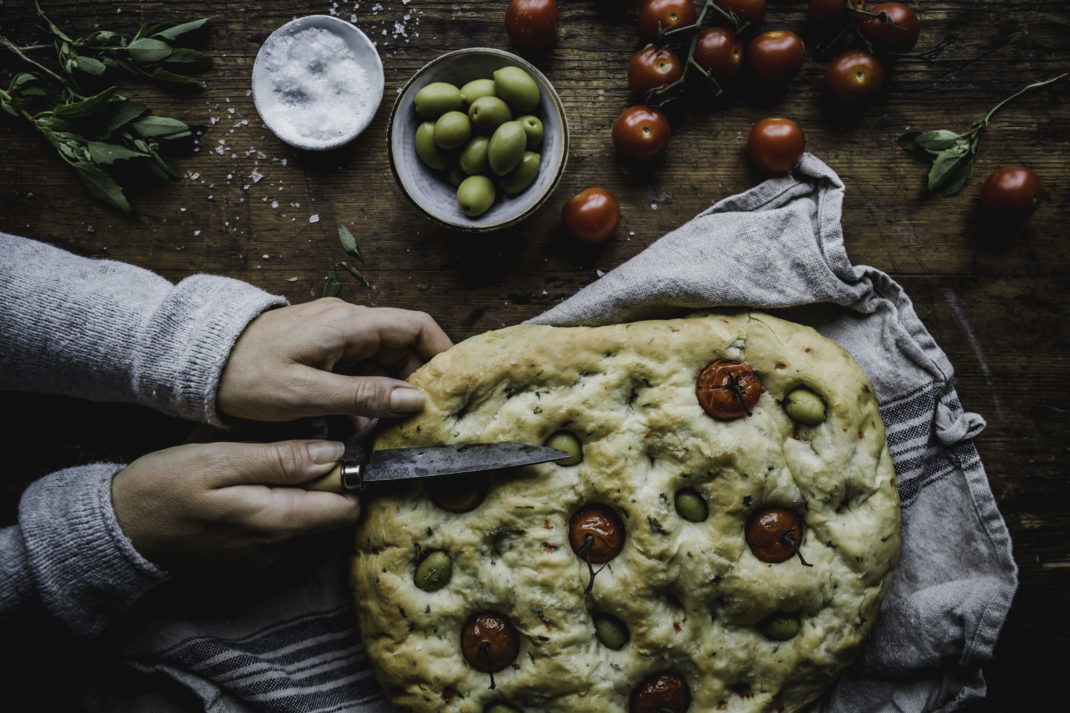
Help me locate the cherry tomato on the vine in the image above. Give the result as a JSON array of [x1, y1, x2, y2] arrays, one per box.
[[693, 27, 743, 80], [638, 0, 697, 42], [746, 117, 805, 173], [980, 166, 1042, 221], [612, 105, 671, 161], [713, 0, 766, 25], [824, 50, 885, 103], [861, 2, 920, 53], [628, 46, 684, 98], [504, 0, 559, 50], [746, 30, 805, 85], [562, 187, 621, 243], [808, 0, 865, 26]]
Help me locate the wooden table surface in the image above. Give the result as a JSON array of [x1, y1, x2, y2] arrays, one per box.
[[2, 0, 1067, 709]]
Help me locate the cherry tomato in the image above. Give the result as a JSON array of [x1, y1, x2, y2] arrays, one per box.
[[693, 27, 743, 80], [861, 2, 920, 52], [630, 672, 692, 713], [460, 613, 520, 672], [696, 359, 761, 420], [808, 0, 865, 26], [746, 30, 806, 84], [562, 187, 621, 243], [638, 0, 697, 42], [504, 0, 559, 50], [745, 507, 804, 563], [746, 117, 805, 173], [569, 505, 625, 563], [713, 0, 766, 25], [612, 104, 671, 161], [980, 165, 1042, 221], [824, 50, 885, 103], [628, 46, 684, 98]]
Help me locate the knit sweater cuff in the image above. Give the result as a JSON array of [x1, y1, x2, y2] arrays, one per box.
[[18, 463, 169, 638], [132, 274, 287, 427]]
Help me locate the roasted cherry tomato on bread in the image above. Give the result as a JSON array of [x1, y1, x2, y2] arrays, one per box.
[[562, 187, 621, 243], [504, 0, 559, 50], [980, 165, 1042, 221], [628, 46, 684, 98], [569, 505, 625, 563], [696, 359, 762, 420], [630, 672, 692, 713], [460, 613, 520, 672], [638, 0, 698, 42], [746, 30, 806, 85], [694, 27, 743, 80], [745, 507, 805, 563], [746, 117, 805, 173], [612, 104, 671, 161], [861, 2, 920, 52], [824, 50, 885, 103]]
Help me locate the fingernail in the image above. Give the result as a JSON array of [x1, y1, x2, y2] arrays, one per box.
[[309, 441, 345, 464], [390, 387, 425, 413]]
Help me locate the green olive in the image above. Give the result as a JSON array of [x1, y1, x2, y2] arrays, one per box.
[[488, 120, 527, 176], [500, 151, 541, 196], [459, 136, 491, 175], [485, 704, 519, 713], [456, 174, 496, 217], [758, 612, 801, 641], [468, 95, 513, 134], [434, 110, 471, 150], [674, 489, 708, 523], [517, 114, 544, 149], [784, 388, 827, 426], [447, 167, 466, 188], [461, 78, 497, 105], [413, 81, 463, 120], [544, 430, 582, 466], [414, 121, 448, 170], [493, 66, 540, 114], [414, 550, 452, 592], [593, 613, 629, 650]]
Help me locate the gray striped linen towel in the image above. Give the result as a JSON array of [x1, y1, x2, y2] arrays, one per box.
[[94, 153, 1016, 713]]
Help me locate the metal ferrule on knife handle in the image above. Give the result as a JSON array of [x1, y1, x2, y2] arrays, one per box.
[[304, 461, 365, 493]]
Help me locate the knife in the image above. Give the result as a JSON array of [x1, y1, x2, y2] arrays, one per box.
[[303, 441, 570, 493]]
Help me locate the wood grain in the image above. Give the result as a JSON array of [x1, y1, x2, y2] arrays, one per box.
[[2, 0, 1068, 709]]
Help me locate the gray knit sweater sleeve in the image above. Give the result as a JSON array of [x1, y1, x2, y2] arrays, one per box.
[[0, 232, 287, 636]]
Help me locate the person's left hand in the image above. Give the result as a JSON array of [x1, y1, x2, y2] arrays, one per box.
[[217, 299, 452, 422]]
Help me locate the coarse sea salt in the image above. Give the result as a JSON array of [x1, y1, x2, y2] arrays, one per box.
[[255, 26, 374, 147]]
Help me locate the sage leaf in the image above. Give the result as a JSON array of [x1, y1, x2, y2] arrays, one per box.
[[85, 141, 150, 164], [324, 272, 342, 297], [132, 115, 189, 138], [927, 142, 972, 193], [103, 99, 149, 135], [150, 67, 202, 86], [340, 261, 371, 286], [338, 224, 363, 260], [52, 87, 117, 118], [126, 37, 172, 63], [72, 161, 131, 213], [161, 48, 213, 72], [913, 129, 961, 152], [75, 55, 107, 75], [151, 18, 209, 42]]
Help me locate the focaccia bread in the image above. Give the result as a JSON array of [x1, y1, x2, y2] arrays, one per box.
[[351, 311, 899, 713]]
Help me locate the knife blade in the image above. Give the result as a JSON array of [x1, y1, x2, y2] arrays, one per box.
[[304, 442, 570, 493]]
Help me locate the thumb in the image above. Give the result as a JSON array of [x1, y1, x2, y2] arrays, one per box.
[[210, 440, 346, 487], [302, 370, 428, 418]]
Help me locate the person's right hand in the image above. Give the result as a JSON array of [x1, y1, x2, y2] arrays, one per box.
[[111, 439, 360, 570]]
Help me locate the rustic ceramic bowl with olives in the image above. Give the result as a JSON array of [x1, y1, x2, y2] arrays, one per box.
[[388, 47, 569, 232]]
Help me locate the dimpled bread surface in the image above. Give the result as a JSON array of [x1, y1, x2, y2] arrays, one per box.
[[351, 311, 900, 713]]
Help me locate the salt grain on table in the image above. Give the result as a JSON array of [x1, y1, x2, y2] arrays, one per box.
[[257, 27, 373, 146]]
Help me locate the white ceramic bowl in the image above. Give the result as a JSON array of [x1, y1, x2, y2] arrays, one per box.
[[252, 15, 384, 151], [389, 48, 569, 232]]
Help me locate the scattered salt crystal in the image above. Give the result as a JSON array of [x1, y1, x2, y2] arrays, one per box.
[[271, 200, 279, 208], [193, 230, 201, 237], [309, 214, 320, 223], [250, 169, 264, 183]]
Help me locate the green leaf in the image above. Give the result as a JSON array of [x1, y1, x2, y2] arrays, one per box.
[[896, 131, 931, 161], [337, 224, 363, 260], [103, 99, 149, 135], [126, 37, 172, 63], [132, 115, 189, 138], [323, 271, 341, 297], [151, 18, 209, 42], [52, 87, 117, 119], [161, 48, 213, 72], [75, 55, 108, 75], [72, 161, 130, 213], [913, 129, 962, 152], [150, 67, 203, 86], [926, 141, 972, 194], [36, 2, 73, 43], [84, 140, 150, 164], [340, 260, 371, 287]]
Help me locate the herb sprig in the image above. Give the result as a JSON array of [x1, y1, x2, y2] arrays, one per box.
[[324, 225, 371, 296], [897, 73, 1067, 197]]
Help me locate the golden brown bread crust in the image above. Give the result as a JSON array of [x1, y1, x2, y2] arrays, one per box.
[[351, 311, 900, 713]]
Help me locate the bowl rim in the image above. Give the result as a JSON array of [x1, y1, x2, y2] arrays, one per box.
[[251, 14, 385, 152], [387, 47, 570, 233]]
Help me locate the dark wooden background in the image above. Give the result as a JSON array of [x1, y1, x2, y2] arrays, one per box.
[[1, 0, 1067, 710]]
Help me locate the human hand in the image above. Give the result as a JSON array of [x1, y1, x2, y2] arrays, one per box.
[[218, 299, 453, 422], [111, 439, 360, 569]]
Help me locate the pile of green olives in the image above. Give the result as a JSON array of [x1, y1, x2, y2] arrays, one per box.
[[412, 66, 545, 218]]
